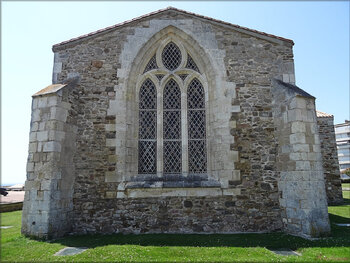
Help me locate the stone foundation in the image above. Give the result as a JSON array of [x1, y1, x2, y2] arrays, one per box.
[[73, 196, 282, 235]]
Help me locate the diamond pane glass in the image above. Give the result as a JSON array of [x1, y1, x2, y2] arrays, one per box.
[[139, 79, 156, 109], [188, 78, 205, 109], [139, 78, 157, 174], [164, 79, 181, 109], [163, 78, 182, 174], [178, 74, 188, 81], [188, 140, 207, 173], [143, 55, 158, 73], [139, 111, 156, 139], [164, 111, 181, 139], [188, 78, 206, 173], [164, 141, 182, 173], [162, 42, 182, 71], [138, 141, 156, 174], [155, 74, 165, 82], [186, 54, 200, 73], [188, 110, 206, 139]]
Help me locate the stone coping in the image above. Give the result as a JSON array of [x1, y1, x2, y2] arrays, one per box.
[[121, 187, 240, 198], [126, 173, 221, 188], [32, 84, 67, 97]]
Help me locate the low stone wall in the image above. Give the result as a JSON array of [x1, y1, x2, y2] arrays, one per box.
[[0, 202, 23, 213], [317, 115, 343, 204]]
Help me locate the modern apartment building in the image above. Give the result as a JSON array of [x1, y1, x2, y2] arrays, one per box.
[[335, 120, 350, 172]]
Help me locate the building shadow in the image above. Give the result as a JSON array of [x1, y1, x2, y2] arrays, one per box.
[[49, 213, 350, 250]]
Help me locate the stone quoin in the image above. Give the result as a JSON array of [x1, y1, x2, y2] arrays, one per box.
[[22, 7, 341, 239]]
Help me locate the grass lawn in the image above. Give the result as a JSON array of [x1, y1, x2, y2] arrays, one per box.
[[342, 183, 350, 189], [1, 196, 349, 262]]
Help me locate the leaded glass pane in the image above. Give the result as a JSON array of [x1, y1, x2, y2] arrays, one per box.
[[139, 79, 156, 109], [163, 78, 182, 174], [162, 42, 182, 71], [163, 79, 181, 109], [138, 141, 156, 174], [164, 141, 182, 173], [164, 111, 181, 139], [186, 54, 200, 73], [188, 140, 207, 173], [143, 55, 158, 73], [139, 111, 156, 139], [188, 78, 205, 109], [188, 110, 206, 139], [139, 78, 157, 174], [155, 74, 165, 82], [188, 78, 207, 173], [178, 74, 188, 81]]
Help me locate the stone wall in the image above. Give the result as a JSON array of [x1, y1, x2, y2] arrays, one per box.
[[73, 196, 279, 235], [317, 115, 343, 204], [22, 9, 330, 239]]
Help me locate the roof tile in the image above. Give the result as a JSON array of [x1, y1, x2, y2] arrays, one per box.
[[316, 110, 333, 118]]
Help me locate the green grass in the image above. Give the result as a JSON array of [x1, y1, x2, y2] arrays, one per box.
[[1, 203, 350, 262], [343, 190, 350, 200], [342, 183, 350, 189]]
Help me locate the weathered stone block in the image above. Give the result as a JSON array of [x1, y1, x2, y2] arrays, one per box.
[[26, 162, 35, 172], [43, 141, 61, 152], [28, 142, 37, 153], [50, 107, 68, 122], [292, 144, 309, 154], [105, 171, 121, 182], [290, 133, 306, 144], [105, 191, 116, 199], [295, 161, 311, 171], [37, 97, 48, 108], [36, 131, 49, 142], [291, 122, 306, 133]]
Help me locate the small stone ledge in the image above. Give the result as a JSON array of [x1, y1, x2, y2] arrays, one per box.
[[125, 173, 221, 189], [125, 179, 221, 189], [121, 187, 240, 198]]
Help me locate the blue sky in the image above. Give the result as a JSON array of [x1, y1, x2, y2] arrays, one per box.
[[1, 1, 349, 185]]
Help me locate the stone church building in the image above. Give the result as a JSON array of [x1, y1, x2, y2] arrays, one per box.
[[22, 7, 342, 239]]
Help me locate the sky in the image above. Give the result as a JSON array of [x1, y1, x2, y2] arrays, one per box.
[[1, 1, 349, 185]]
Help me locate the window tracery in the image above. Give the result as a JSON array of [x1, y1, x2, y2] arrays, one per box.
[[138, 41, 207, 176], [143, 55, 158, 73], [162, 42, 182, 71]]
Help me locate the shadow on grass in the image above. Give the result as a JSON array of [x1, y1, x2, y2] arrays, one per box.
[[343, 197, 350, 204], [48, 213, 350, 250]]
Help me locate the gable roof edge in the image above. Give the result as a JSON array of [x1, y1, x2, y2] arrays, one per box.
[[52, 7, 294, 52]]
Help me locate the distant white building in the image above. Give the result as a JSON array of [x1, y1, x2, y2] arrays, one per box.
[[335, 121, 350, 172]]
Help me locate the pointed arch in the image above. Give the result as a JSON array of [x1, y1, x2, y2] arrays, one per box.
[[124, 25, 219, 180]]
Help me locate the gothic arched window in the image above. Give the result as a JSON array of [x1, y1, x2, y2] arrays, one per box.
[[138, 41, 207, 176]]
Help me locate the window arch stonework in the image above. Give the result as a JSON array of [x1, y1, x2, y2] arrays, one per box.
[[137, 40, 208, 177]]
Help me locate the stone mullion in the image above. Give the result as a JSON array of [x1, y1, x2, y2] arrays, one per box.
[[157, 87, 163, 177], [181, 90, 188, 176]]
